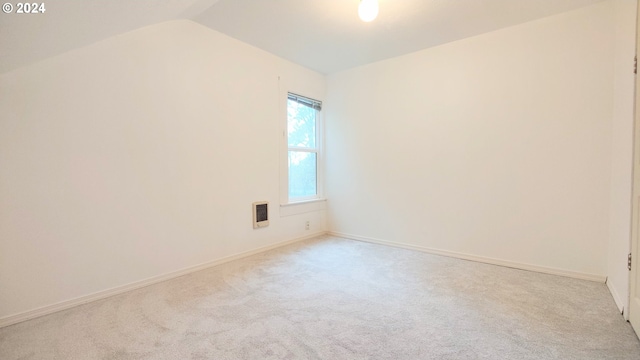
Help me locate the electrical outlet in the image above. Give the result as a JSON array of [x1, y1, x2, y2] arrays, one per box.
[[305, 221, 310, 230]]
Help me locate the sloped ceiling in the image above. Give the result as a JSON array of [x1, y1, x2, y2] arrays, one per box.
[[0, 0, 221, 74], [0, 0, 606, 75]]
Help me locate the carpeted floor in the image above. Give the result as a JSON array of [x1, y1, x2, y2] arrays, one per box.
[[1, 235, 639, 359]]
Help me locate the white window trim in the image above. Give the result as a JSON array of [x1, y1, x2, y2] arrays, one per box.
[[281, 90, 325, 208], [280, 198, 327, 217], [281, 198, 327, 207]]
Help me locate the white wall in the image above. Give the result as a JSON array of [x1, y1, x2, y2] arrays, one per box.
[[0, 20, 326, 321], [325, 2, 615, 279], [607, 0, 637, 315]]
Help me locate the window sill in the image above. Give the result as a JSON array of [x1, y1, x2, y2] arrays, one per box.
[[280, 198, 327, 217], [281, 198, 326, 207]]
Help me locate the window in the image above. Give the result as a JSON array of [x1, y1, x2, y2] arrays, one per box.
[[287, 93, 322, 201]]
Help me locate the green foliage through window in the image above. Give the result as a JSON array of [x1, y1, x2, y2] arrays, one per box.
[[287, 94, 321, 199]]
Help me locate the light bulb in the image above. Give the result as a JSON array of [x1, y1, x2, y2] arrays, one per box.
[[358, 0, 379, 22]]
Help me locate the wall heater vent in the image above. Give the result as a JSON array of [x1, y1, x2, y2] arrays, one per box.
[[253, 201, 269, 229]]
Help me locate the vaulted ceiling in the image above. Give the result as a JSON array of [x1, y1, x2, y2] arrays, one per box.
[[0, 0, 606, 75]]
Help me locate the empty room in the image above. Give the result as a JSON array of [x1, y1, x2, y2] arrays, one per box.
[[2, 0, 640, 358]]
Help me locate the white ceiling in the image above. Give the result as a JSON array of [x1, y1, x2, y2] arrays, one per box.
[[193, 0, 606, 74], [0, 0, 221, 74], [0, 0, 606, 75]]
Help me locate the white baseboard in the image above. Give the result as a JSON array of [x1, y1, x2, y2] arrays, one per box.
[[329, 231, 607, 283], [0, 231, 327, 329], [606, 278, 627, 318]]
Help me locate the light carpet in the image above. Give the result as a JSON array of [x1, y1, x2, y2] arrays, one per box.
[[1, 235, 639, 359]]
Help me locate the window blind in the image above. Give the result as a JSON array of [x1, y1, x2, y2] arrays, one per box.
[[288, 93, 322, 111]]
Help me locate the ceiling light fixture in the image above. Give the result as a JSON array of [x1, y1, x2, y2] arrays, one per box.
[[358, 0, 379, 22]]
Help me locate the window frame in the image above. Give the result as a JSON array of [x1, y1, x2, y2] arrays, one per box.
[[285, 92, 323, 204]]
